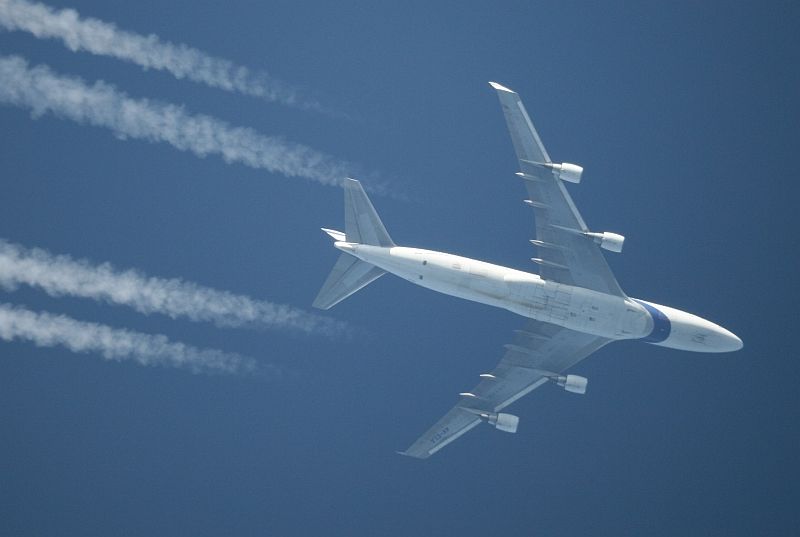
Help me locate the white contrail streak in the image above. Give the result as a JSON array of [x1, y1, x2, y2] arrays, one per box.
[[0, 238, 346, 336], [0, 302, 256, 374], [0, 54, 355, 185], [0, 0, 316, 109]]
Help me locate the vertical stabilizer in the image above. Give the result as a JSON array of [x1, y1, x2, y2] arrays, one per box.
[[312, 178, 392, 309]]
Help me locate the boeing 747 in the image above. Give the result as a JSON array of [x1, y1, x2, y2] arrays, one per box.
[[312, 82, 742, 459]]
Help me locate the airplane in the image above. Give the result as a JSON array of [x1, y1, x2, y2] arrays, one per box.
[[312, 82, 742, 459]]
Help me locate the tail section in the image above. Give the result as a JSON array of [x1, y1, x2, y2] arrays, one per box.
[[312, 178, 392, 310], [343, 178, 394, 247], [321, 228, 345, 242], [311, 253, 385, 310]]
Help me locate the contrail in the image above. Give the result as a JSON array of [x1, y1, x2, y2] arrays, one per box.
[[0, 238, 346, 336], [0, 302, 256, 374], [0, 0, 317, 110], [0, 54, 356, 186]]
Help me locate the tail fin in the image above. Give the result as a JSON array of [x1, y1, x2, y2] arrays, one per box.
[[312, 178, 392, 310], [343, 178, 394, 247]]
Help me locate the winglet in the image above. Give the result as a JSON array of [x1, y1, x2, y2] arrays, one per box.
[[489, 81, 515, 93]]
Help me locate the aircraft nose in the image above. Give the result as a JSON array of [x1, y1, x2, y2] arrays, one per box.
[[719, 328, 743, 352], [643, 300, 744, 353], [708, 324, 743, 352]]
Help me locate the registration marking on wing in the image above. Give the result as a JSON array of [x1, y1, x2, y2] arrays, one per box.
[[430, 427, 450, 445]]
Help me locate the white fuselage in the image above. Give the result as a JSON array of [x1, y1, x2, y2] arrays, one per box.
[[336, 242, 743, 353]]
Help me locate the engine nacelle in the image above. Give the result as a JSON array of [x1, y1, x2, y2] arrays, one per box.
[[557, 374, 588, 394], [586, 231, 625, 253], [487, 412, 519, 433], [551, 162, 583, 184]]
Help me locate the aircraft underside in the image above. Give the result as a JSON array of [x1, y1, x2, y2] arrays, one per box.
[[312, 82, 742, 458]]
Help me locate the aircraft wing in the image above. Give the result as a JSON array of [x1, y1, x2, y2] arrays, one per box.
[[401, 320, 611, 459], [489, 82, 625, 297]]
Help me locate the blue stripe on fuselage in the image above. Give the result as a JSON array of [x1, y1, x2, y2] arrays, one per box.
[[634, 299, 671, 343]]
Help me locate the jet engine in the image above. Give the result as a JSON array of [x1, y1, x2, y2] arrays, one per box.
[[550, 162, 583, 184], [585, 231, 625, 253], [486, 412, 519, 433], [556, 374, 588, 394]]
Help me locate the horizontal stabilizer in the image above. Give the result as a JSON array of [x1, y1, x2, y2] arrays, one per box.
[[488, 81, 515, 93], [344, 178, 394, 247], [312, 253, 386, 310]]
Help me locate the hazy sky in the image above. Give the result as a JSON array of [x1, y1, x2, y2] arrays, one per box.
[[1, 1, 798, 535]]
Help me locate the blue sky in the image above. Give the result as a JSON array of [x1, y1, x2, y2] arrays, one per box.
[[1, 1, 798, 535]]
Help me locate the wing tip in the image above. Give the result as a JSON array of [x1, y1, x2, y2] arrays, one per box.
[[396, 449, 428, 459], [489, 81, 516, 93]]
